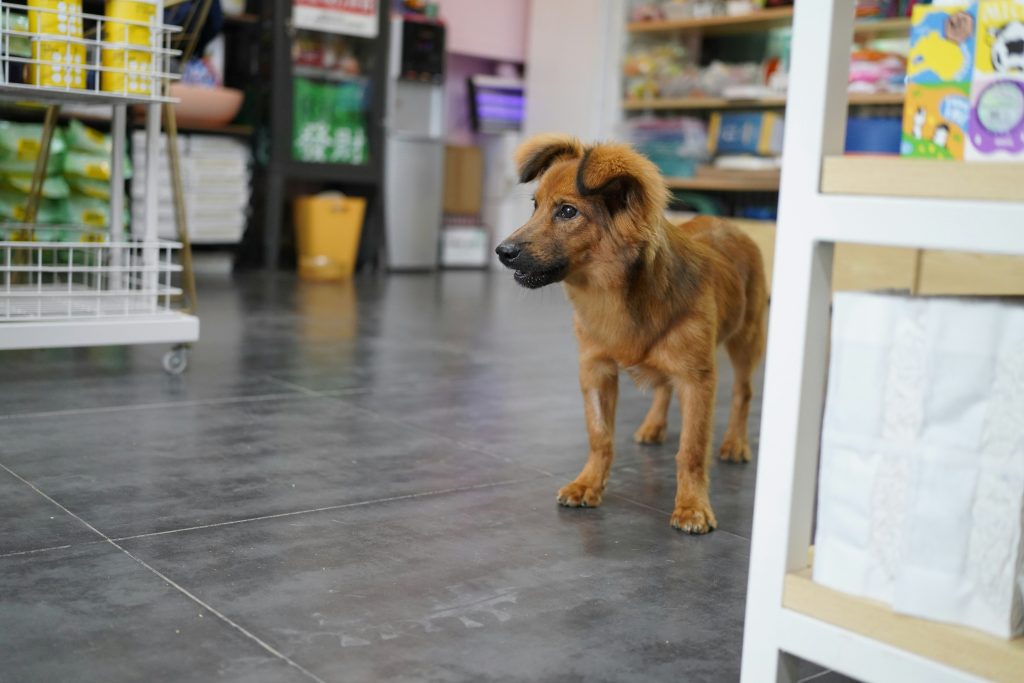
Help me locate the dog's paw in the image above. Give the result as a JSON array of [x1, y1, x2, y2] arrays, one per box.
[[718, 437, 752, 463], [633, 421, 668, 445], [557, 481, 603, 508], [670, 504, 717, 534]]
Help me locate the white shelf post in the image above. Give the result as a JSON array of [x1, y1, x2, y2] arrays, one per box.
[[740, 1, 855, 681]]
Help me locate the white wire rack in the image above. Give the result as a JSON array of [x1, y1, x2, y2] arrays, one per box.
[[0, 234, 182, 321], [0, 0, 182, 105], [0, 1, 198, 368]]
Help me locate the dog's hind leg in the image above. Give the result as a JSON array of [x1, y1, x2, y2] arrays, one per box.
[[719, 341, 756, 463], [634, 384, 671, 444], [557, 351, 618, 508], [719, 309, 766, 463]]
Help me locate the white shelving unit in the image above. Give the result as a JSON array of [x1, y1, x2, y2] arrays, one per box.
[[740, 3, 1024, 683], [0, 1, 198, 370]]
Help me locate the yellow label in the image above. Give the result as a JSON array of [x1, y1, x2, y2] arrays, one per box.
[[80, 232, 106, 243], [16, 139, 40, 160], [84, 162, 109, 179], [81, 210, 106, 227], [85, 127, 106, 145]]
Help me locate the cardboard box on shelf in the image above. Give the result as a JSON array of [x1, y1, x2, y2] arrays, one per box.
[[443, 145, 483, 215]]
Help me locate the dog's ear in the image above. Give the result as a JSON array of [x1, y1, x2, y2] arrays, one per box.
[[515, 134, 584, 183], [575, 143, 668, 220]]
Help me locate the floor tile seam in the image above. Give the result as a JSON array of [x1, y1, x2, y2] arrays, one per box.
[[604, 491, 752, 543], [0, 389, 311, 421], [109, 475, 542, 543], [295, 387, 560, 479], [0, 462, 327, 683], [0, 476, 541, 558]]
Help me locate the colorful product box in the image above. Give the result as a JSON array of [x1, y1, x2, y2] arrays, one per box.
[[907, 3, 977, 84], [902, 82, 972, 159], [902, 3, 977, 159], [966, 0, 1024, 160], [707, 111, 784, 157]]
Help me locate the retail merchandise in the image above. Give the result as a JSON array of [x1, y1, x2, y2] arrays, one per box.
[[902, 2, 975, 159], [967, 0, 1024, 160], [815, 291, 1024, 640], [131, 131, 251, 244]]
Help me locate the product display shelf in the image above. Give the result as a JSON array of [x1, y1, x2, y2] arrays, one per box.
[[623, 91, 904, 111], [623, 5, 911, 203], [0, 1, 198, 370], [740, 3, 1024, 682], [665, 174, 780, 191], [627, 7, 909, 36]]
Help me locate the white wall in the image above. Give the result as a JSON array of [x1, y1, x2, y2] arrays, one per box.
[[523, 0, 625, 141]]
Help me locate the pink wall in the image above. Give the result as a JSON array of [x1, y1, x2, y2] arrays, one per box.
[[445, 54, 498, 145], [440, 0, 529, 63]]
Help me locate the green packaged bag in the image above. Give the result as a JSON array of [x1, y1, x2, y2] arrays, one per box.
[[1, 173, 70, 199], [293, 77, 332, 162], [67, 194, 112, 228], [65, 175, 110, 200], [0, 121, 66, 163], [0, 190, 70, 224], [66, 119, 113, 155]]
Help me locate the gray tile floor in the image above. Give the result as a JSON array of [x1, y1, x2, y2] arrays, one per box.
[[1, 265, 853, 683]]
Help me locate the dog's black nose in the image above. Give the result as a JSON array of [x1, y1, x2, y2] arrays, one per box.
[[495, 242, 520, 265]]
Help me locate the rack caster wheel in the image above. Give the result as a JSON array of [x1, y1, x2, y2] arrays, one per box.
[[162, 345, 190, 375]]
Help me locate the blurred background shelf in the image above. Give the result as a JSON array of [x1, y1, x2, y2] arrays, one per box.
[[665, 174, 780, 192], [623, 91, 903, 111], [627, 8, 909, 36]]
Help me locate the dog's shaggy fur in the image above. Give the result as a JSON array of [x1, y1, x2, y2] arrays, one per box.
[[496, 134, 767, 533]]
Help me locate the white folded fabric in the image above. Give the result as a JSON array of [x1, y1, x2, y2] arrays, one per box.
[[814, 292, 1024, 639]]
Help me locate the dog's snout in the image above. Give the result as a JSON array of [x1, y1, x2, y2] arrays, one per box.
[[495, 242, 521, 266]]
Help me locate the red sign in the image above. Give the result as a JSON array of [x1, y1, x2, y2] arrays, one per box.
[[293, 0, 379, 38]]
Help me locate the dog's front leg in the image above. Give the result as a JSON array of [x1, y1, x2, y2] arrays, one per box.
[[671, 367, 718, 534], [557, 352, 618, 508]]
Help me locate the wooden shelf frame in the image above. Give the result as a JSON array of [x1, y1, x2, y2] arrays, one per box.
[[821, 156, 1024, 203], [783, 567, 1024, 683], [623, 91, 903, 111], [627, 7, 910, 36], [665, 174, 780, 192], [739, 3, 1024, 683]]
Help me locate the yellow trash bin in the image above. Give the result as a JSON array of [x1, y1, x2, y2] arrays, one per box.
[[294, 193, 366, 281]]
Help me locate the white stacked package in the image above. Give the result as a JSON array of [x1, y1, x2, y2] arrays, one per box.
[[131, 133, 252, 244], [815, 291, 1024, 639]]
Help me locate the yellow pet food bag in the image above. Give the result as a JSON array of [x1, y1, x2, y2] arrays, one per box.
[[102, 1, 157, 95], [27, 0, 86, 89]]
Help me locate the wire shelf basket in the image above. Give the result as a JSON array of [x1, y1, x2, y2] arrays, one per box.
[[0, 230, 183, 321], [0, 0, 182, 105]]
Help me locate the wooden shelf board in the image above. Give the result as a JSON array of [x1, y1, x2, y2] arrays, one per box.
[[821, 156, 1024, 202], [848, 91, 904, 106], [666, 175, 780, 192], [784, 567, 1024, 683], [627, 9, 909, 35], [853, 16, 912, 35], [622, 92, 902, 111], [627, 7, 794, 34]]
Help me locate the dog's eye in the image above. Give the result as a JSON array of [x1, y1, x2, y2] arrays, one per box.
[[557, 205, 578, 220]]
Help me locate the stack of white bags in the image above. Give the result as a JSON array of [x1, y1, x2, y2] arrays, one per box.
[[814, 292, 1024, 639], [132, 132, 252, 244]]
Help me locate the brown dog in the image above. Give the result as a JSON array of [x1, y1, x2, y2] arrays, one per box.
[[495, 134, 767, 534]]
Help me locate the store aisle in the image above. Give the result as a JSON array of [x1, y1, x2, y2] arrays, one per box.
[[0, 265, 842, 683]]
